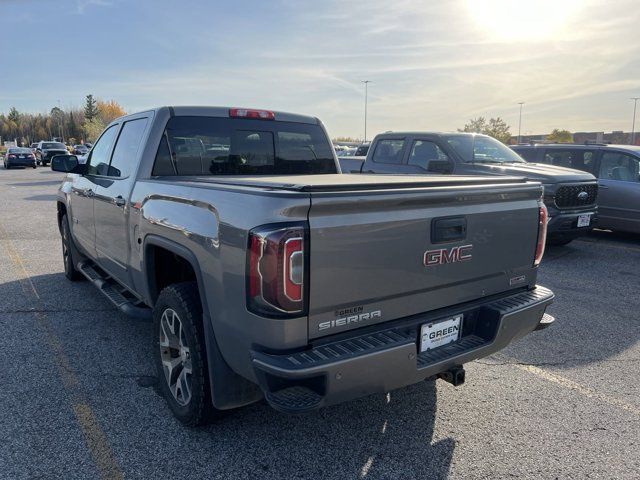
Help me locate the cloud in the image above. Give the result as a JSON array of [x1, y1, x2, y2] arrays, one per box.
[[76, 0, 112, 14]]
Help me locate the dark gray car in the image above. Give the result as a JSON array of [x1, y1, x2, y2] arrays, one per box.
[[512, 143, 640, 234], [36, 141, 68, 166], [342, 133, 598, 245], [51, 107, 554, 426]]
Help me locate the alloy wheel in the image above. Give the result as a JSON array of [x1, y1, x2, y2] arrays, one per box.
[[159, 308, 192, 406]]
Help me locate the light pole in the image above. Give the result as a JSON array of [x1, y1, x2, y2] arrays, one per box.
[[517, 102, 524, 144], [362, 80, 371, 141], [631, 97, 639, 145]]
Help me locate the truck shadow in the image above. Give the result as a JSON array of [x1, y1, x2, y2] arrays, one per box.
[[211, 381, 455, 479], [0, 271, 454, 479]]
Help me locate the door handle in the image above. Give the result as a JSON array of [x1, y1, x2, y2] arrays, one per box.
[[597, 183, 609, 189], [113, 196, 126, 207]]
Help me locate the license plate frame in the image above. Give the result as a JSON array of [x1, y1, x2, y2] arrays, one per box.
[[577, 214, 591, 228], [420, 314, 463, 353]]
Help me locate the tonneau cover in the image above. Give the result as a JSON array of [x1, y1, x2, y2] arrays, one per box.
[[173, 174, 531, 192]]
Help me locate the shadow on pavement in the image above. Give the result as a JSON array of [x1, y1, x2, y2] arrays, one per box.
[[0, 272, 455, 478], [10, 180, 62, 187], [23, 194, 58, 201]]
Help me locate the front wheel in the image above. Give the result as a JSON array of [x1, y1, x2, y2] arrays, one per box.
[[61, 214, 83, 281], [154, 282, 215, 426]]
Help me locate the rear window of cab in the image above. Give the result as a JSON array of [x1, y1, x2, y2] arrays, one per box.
[[152, 116, 337, 176]]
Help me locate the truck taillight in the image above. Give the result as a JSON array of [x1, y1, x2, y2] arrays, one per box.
[[534, 203, 548, 267], [247, 223, 306, 317], [229, 108, 275, 120]]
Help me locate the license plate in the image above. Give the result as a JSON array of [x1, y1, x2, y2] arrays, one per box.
[[577, 214, 591, 228], [420, 314, 463, 352], [19, 155, 25, 158]]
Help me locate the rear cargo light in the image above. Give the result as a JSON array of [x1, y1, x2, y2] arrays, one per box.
[[247, 223, 307, 317], [534, 203, 548, 267], [229, 108, 275, 120]]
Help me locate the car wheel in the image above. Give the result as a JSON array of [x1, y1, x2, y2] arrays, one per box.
[[154, 282, 215, 426], [5, 162, 9, 169], [61, 214, 83, 281]]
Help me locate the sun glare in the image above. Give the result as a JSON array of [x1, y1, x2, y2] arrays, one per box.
[[466, 0, 581, 41]]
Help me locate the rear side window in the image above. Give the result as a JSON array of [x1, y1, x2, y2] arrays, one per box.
[[372, 139, 405, 164], [107, 118, 149, 178], [543, 149, 594, 172], [407, 140, 451, 171], [152, 116, 336, 176]]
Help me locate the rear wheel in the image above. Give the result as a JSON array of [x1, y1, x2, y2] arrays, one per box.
[[61, 214, 83, 281], [154, 282, 215, 426]]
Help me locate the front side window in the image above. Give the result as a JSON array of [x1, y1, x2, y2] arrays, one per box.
[[86, 125, 118, 176], [107, 118, 149, 178], [513, 148, 537, 162], [152, 116, 336, 176], [445, 134, 525, 164], [407, 140, 451, 172], [371, 139, 405, 164], [543, 149, 594, 172], [599, 152, 640, 182]]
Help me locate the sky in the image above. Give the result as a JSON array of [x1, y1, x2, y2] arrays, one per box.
[[2, 0, 640, 138]]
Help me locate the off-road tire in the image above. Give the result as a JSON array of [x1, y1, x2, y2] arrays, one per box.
[[61, 214, 83, 281], [153, 282, 215, 426]]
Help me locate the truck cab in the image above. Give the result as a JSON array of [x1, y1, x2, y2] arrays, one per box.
[[344, 132, 598, 245]]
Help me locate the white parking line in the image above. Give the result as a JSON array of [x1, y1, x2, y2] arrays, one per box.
[[514, 363, 640, 417]]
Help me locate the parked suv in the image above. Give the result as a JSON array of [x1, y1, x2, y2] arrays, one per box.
[[341, 133, 598, 245], [512, 143, 639, 234], [36, 141, 69, 166]]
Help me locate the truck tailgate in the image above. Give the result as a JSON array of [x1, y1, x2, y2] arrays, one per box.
[[307, 180, 542, 338]]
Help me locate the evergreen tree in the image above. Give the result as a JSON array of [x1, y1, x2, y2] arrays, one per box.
[[84, 94, 98, 122]]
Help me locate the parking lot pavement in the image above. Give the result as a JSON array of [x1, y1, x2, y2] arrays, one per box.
[[0, 167, 638, 479]]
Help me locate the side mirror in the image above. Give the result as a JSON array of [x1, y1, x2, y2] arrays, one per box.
[[51, 154, 85, 174]]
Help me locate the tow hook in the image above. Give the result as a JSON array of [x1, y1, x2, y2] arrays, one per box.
[[438, 366, 465, 386]]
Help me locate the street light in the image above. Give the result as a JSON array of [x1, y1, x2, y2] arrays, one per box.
[[631, 97, 640, 145], [517, 102, 524, 144], [361, 80, 371, 142]]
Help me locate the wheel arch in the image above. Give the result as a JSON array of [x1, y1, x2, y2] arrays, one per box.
[[143, 235, 262, 410]]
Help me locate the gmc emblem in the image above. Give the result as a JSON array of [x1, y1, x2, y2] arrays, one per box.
[[424, 244, 473, 267]]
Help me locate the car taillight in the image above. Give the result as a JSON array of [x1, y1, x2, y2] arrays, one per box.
[[229, 108, 275, 120], [28, 154, 35, 159], [534, 203, 548, 267], [8, 154, 16, 159], [247, 223, 306, 317]]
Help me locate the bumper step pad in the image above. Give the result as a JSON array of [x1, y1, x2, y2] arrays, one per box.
[[265, 386, 323, 413]]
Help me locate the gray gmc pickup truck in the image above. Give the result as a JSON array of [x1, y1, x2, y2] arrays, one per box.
[[52, 107, 554, 426], [341, 132, 598, 245]]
